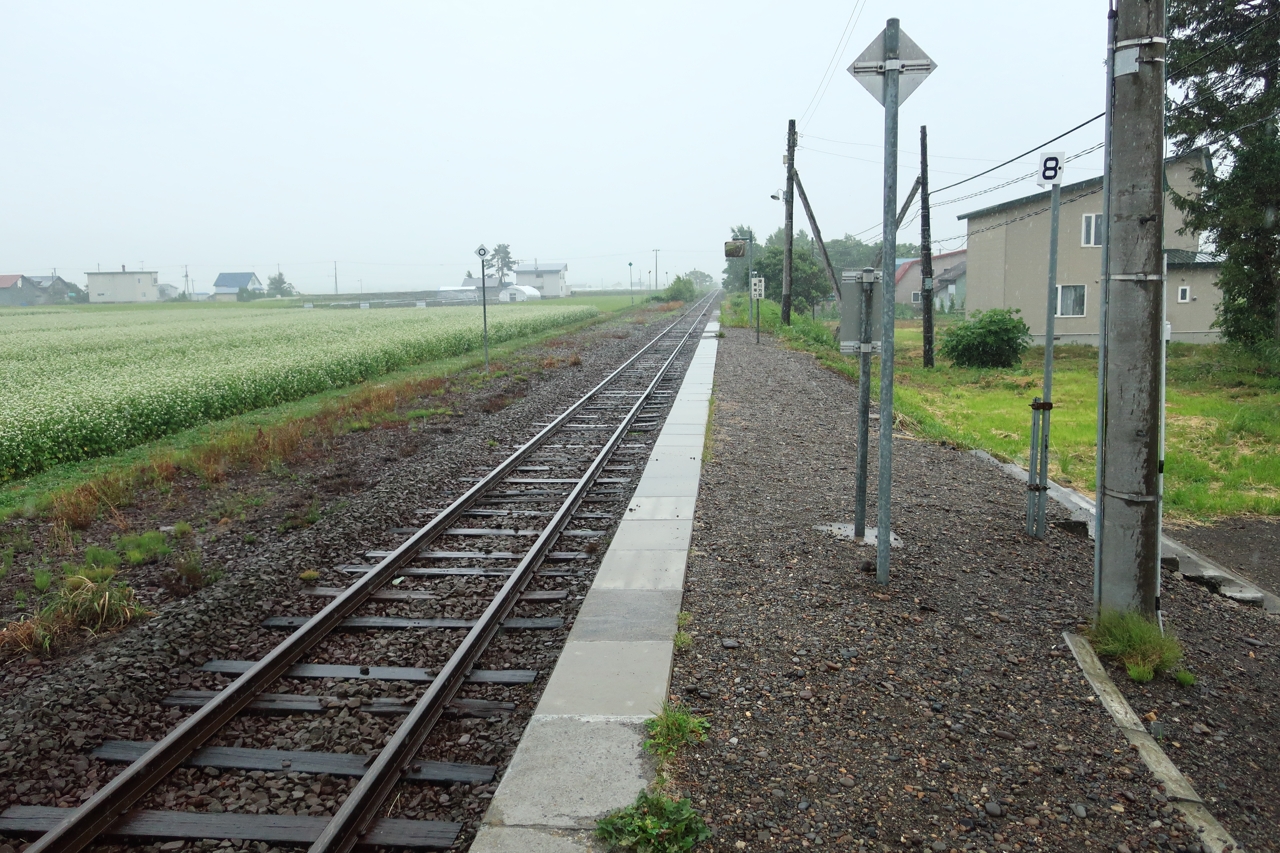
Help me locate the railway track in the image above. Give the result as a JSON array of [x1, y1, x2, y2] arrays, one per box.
[[2, 292, 718, 853]]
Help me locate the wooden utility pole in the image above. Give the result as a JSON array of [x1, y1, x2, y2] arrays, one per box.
[[1096, 0, 1166, 619], [919, 125, 936, 367], [793, 170, 841, 301], [781, 119, 798, 325]]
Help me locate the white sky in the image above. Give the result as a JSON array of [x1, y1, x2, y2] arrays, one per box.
[[1, 1, 1110, 294]]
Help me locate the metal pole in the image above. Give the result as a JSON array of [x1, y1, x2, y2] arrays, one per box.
[[854, 268, 875, 538], [1094, 3, 1118, 612], [629, 263, 634, 305], [480, 258, 490, 372], [1035, 182, 1063, 538], [747, 235, 754, 324], [1027, 398, 1042, 536], [875, 18, 901, 586], [1097, 0, 1165, 618], [654, 249, 659, 292], [920, 125, 936, 367], [782, 119, 797, 325]]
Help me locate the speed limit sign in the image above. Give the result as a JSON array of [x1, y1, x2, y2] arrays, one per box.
[[1037, 152, 1064, 187], [751, 277, 765, 300]]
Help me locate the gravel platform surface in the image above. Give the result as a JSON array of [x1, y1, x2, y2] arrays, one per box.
[[1169, 517, 1280, 600], [0, 304, 702, 853], [669, 327, 1271, 853]]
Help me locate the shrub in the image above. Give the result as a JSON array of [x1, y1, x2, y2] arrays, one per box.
[[595, 791, 711, 853], [939, 308, 1032, 368], [1090, 610, 1183, 682]]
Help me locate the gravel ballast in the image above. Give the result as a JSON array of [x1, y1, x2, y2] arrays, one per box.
[[668, 326, 1275, 852]]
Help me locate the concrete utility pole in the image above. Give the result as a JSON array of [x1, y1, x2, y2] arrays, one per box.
[[919, 125, 936, 368], [781, 119, 798, 325], [1096, 0, 1166, 619], [653, 249, 660, 291], [334, 261, 338, 295]]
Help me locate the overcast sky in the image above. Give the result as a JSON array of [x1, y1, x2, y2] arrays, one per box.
[[2, 1, 1111, 294]]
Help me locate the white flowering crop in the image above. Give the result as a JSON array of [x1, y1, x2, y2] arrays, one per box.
[[0, 302, 596, 481]]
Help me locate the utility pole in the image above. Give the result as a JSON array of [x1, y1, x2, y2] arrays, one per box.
[[919, 125, 936, 367], [334, 261, 338, 295], [184, 265, 189, 297], [1096, 0, 1166, 619], [629, 262, 634, 305], [781, 119, 798, 325], [653, 249, 659, 291]]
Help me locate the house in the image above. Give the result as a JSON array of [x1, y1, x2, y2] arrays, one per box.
[[85, 268, 161, 303], [514, 262, 568, 298], [212, 272, 265, 301], [957, 150, 1220, 343], [935, 260, 967, 312], [459, 274, 504, 297], [499, 285, 542, 303], [157, 283, 182, 300], [0, 275, 82, 306], [893, 249, 967, 309]]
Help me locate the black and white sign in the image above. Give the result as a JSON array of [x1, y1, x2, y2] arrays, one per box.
[[750, 277, 764, 300], [1037, 152, 1065, 188]]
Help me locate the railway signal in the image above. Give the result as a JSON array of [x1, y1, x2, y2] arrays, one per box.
[[476, 245, 491, 372]]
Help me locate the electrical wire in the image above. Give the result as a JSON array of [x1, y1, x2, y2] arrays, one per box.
[[798, 1, 868, 129], [929, 113, 1106, 195], [1167, 8, 1279, 81]]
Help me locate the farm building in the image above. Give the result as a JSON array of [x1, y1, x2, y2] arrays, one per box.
[[514, 262, 569, 298], [958, 149, 1221, 344], [85, 269, 161, 303], [499, 285, 542, 303], [893, 249, 967, 309], [212, 272, 266, 301], [0, 275, 82, 306]]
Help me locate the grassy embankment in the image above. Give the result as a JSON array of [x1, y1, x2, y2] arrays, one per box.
[[0, 297, 646, 521], [722, 293, 1280, 521]]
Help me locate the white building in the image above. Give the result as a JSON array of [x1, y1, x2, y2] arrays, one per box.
[[514, 262, 568, 298], [85, 268, 161, 303], [499, 285, 542, 302]]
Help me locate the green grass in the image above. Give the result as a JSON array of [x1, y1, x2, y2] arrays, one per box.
[[1174, 669, 1197, 687], [118, 531, 172, 565], [644, 702, 709, 762], [32, 569, 53, 592], [673, 630, 693, 653], [1089, 610, 1184, 683], [722, 294, 1280, 520], [595, 790, 711, 853]]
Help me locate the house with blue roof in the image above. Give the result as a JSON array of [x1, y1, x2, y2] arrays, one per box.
[[212, 272, 265, 302]]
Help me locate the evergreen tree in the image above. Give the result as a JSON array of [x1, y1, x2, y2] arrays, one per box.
[[1168, 0, 1280, 343]]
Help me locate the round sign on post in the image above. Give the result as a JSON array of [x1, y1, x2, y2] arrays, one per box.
[[1037, 152, 1065, 187], [475, 245, 488, 258]]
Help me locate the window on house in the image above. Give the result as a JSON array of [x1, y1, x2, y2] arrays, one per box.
[[1056, 284, 1086, 317], [1178, 285, 1190, 303], [1081, 214, 1104, 247], [911, 291, 921, 303]]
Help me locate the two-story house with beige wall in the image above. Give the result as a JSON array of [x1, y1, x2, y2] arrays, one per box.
[[957, 150, 1221, 343]]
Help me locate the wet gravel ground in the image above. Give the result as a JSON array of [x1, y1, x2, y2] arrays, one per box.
[[1169, 517, 1280, 600], [668, 327, 1272, 853], [0, 303, 706, 853]]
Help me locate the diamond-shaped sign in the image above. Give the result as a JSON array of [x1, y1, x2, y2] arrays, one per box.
[[848, 27, 936, 106]]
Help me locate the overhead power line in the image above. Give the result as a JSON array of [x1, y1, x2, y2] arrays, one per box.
[[1167, 8, 1279, 81], [799, 0, 870, 129], [930, 113, 1105, 194]]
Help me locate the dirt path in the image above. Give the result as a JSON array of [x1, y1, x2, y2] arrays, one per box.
[[668, 326, 1277, 852]]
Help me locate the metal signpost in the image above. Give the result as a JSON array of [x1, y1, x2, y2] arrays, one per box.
[[475, 245, 490, 372], [849, 19, 934, 584], [847, 267, 880, 539], [751, 277, 765, 343], [1026, 153, 1064, 539]]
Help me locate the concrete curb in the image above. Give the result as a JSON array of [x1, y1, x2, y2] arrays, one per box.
[[1062, 632, 1242, 853], [971, 450, 1280, 615], [470, 315, 720, 852]]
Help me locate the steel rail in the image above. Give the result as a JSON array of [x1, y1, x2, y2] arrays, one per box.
[[311, 294, 716, 853], [27, 292, 717, 853]]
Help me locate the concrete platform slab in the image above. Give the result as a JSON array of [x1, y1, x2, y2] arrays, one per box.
[[632, 475, 700, 497], [470, 826, 605, 853], [648, 422, 705, 435], [624, 496, 697, 520], [594, 549, 688, 590], [570, 589, 683, 642], [652, 433, 705, 448], [635, 457, 701, 481], [479, 715, 652, 830], [535, 641, 672, 716], [609, 518, 693, 551]]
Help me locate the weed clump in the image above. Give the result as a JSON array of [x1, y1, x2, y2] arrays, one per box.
[[1090, 610, 1183, 682], [160, 552, 219, 597], [644, 702, 709, 762], [1174, 669, 1197, 687], [596, 790, 710, 853], [118, 531, 172, 565], [0, 577, 149, 653]]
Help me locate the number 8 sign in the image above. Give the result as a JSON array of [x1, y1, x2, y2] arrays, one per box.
[[1037, 151, 1064, 187]]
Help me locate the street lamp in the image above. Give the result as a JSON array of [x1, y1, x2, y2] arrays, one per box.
[[770, 189, 784, 201], [628, 262, 633, 305]]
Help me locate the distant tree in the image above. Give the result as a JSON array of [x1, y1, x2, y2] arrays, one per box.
[[751, 245, 832, 308], [664, 275, 699, 303], [1168, 0, 1280, 344], [684, 269, 714, 290], [490, 244, 515, 284], [267, 272, 296, 297]]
